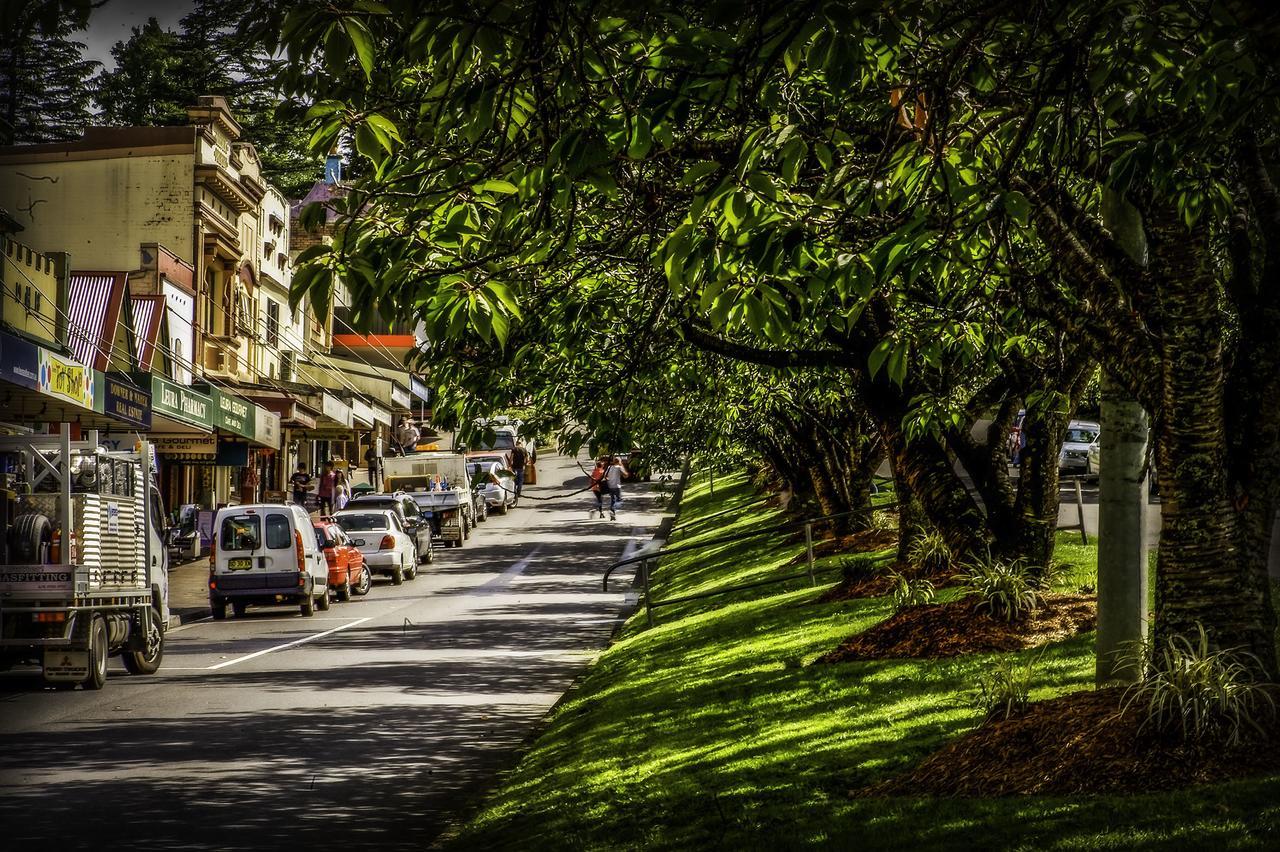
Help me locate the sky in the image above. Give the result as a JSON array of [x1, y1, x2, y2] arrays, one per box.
[[77, 0, 196, 70]]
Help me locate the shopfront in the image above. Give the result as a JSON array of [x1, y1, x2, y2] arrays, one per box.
[[147, 375, 214, 511], [0, 328, 123, 433]]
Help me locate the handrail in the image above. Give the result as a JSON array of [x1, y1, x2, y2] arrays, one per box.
[[668, 494, 773, 537]]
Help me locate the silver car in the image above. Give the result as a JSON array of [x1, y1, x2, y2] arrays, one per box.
[[468, 460, 517, 515], [1059, 420, 1100, 476]]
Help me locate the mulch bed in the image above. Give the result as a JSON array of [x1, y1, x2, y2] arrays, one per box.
[[859, 687, 1280, 797], [816, 594, 1096, 663]]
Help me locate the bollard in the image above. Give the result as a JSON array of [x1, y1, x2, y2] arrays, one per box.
[[805, 522, 816, 587], [641, 558, 654, 628], [1074, 477, 1088, 545]]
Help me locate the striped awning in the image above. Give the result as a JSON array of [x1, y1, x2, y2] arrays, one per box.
[[67, 272, 128, 371], [131, 294, 166, 372]]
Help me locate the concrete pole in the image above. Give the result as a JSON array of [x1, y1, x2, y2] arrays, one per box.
[[1096, 190, 1150, 686]]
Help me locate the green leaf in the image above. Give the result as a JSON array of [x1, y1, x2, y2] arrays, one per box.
[[886, 342, 908, 386], [628, 114, 653, 160], [868, 338, 893, 379], [343, 17, 375, 80], [681, 161, 720, 187], [1002, 190, 1031, 226], [475, 179, 518, 195], [365, 113, 400, 142]]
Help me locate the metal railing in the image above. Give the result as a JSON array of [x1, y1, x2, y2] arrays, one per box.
[[603, 508, 895, 628]]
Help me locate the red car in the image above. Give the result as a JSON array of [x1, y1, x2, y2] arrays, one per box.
[[314, 520, 371, 601]]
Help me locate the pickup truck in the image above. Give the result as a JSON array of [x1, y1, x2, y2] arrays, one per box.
[[0, 430, 169, 689], [380, 451, 481, 548]]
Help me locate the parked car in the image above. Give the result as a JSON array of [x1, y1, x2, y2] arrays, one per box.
[[209, 504, 331, 619], [1085, 439, 1160, 494], [345, 491, 434, 564], [332, 509, 419, 585], [314, 520, 371, 601], [468, 460, 517, 515], [1059, 420, 1100, 476]]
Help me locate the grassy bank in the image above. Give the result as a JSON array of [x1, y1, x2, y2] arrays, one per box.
[[451, 472, 1280, 850]]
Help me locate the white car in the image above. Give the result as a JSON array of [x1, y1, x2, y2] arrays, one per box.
[[332, 509, 419, 586], [209, 503, 330, 619], [467, 460, 517, 515], [1059, 420, 1100, 476]]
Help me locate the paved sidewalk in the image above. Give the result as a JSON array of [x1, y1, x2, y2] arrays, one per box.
[[167, 555, 212, 627]]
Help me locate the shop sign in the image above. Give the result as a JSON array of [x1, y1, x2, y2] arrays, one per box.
[[410, 375, 430, 402], [38, 348, 94, 409], [103, 373, 152, 429], [209, 387, 255, 439], [152, 375, 211, 428], [215, 439, 250, 467], [149, 434, 217, 454], [390, 384, 411, 409], [351, 398, 374, 427], [371, 404, 392, 427], [321, 392, 353, 428], [0, 331, 39, 390], [253, 407, 281, 449]]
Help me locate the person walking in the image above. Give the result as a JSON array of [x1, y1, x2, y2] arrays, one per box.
[[364, 439, 382, 490], [395, 416, 419, 456], [290, 463, 312, 508], [602, 455, 628, 520], [510, 442, 528, 505], [588, 460, 606, 518], [334, 469, 350, 511], [318, 461, 336, 515]]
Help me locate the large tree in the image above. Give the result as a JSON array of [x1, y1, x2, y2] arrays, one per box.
[[264, 1, 1280, 674], [0, 0, 98, 146]]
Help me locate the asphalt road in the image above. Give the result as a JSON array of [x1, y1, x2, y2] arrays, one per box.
[[0, 451, 671, 850]]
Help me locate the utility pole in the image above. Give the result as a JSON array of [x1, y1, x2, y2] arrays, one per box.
[[1096, 190, 1150, 685]]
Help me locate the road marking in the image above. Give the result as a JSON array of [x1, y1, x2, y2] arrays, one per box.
[[475, 546, 544, 594], [205, 617, 372, 670]]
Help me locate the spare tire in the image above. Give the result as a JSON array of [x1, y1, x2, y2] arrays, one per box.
[[9, 513, 52, 563]]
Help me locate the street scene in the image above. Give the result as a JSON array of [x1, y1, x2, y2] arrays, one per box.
[[3, 2, 1280, 850]]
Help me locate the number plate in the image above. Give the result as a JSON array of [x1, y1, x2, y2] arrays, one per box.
[[228, 557, 252, 570]]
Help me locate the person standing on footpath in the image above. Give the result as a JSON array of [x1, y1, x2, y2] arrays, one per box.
[[291, 463, 312, 508], [602, 456, 629, 520], [510, 442, 528, 505], [334, 469, 351, 511], [318, 461, 336, 515], [395, 416, 419, 456]]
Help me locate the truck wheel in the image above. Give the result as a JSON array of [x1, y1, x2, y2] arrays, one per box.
[[391, 564, 404, 586], [211, 599, 227, 621], [10, 513, 52, 563], [123, 609, 164, 675], [354, 566, 372, 596], [300, 592, 315, 617], [317, 586, 331, 611], [232, 601, 248, 618], [83, 615, 108, 690]]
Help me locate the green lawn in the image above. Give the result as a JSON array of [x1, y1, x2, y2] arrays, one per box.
[[450, 471, 1280, 850]]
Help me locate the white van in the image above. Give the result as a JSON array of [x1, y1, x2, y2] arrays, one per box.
[[209, 504, 330, 619]]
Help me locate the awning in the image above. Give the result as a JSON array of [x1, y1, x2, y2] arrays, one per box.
[[0, 329, 123, 428], [151, 374, 213, 433], [67, 271, 129, 371], [253, 407, 281, 450], [350, 397, 374, 429], [371, 403, 392, 428], [130, 295, 167, 372], [316, 391, 353, 428], [249, 392, 320, 430], [390, 382, 411, 410]]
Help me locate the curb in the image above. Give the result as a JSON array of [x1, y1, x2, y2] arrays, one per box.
[[167, 607, 211, 629]]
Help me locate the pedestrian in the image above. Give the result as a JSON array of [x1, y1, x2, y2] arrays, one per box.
[[395, 416, 419, 456], [510, 442, 528, 505], [588, 460, 606, 518], [290, 463, 311, 508], [364, 441, 381, 490], [334, 469, 350, 511], [602, 455, 628, 520], [318, 461, 336, 515]]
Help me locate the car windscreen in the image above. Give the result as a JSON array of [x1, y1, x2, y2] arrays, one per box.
[[467, 464, 490, 480], [479, 433, 516, 451], [335, 514, 390, 532], [350, 498, 397, 511], [1064, 428, 1098, 444], [220, 515, 261, 551]]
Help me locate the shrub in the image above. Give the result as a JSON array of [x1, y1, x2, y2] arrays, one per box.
[[869, 508, 898, 532], [1123, 624, 1277, 747], [840, 555, 884, 584], [906, 528, 951, 575], [959, 557, 1042, 621], [889, 570, 936, 610], [972, 656, 1035, 722]]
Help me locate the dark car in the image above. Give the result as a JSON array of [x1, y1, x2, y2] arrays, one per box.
[[345, 491, 434, 564]]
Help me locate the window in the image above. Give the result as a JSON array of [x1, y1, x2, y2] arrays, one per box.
[[266, 300, 280, 347], [220, 515, 261, 551], [334, 514, 389, 532], [265, 513, 292, 549]]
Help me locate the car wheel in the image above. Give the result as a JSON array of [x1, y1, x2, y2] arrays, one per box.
[[317, 586, 331, 611], [391, 564, 404, 586], [497, 500, 508, 515], [211, 599, 227, 621], [82, 615, 109, 691], [300, 592, 315, 617], [122, 607, 165, 675], [232, 601, 248, 618], [406, 558, 418, 580], [354, 566, 372, 596], [336, 580, 351, 602]]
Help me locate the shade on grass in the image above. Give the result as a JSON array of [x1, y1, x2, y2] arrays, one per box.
[[450, 471, 1280, 850]]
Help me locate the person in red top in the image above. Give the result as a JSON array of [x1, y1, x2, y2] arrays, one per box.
[[317, 461, 336, 515], [588, 460, 606, 518]]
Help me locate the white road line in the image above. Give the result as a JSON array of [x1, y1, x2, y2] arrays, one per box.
[[205, 617, 372, 670], [475, 546, 544, 594]]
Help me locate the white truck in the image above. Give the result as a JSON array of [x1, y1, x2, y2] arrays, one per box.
[[380, 451, 480, 547], [0, 430, 168, 689]]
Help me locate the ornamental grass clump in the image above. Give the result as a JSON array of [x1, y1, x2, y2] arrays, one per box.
[[889, 570, 936, 610], [959, 558, 1042, 621], [840, 554, 884, 584], [1123, 624, 1277, 747], [971, 656, 1035, 722], [907, 528, 951, 576]]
